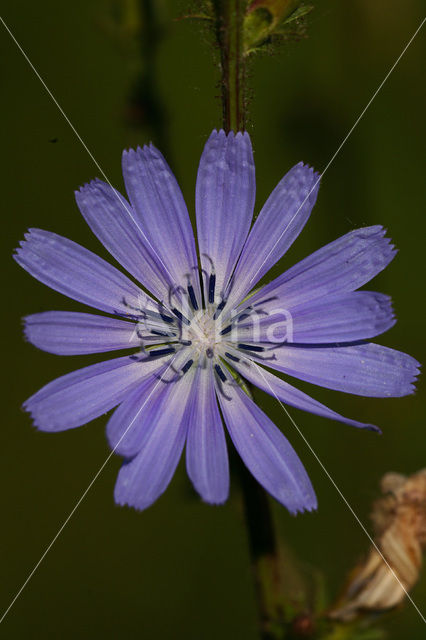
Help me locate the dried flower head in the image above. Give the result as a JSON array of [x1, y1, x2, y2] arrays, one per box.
[[329, 470, 426, 621]]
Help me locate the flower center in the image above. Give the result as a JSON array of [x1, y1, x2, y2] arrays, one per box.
[[185, 310, 219, 356]]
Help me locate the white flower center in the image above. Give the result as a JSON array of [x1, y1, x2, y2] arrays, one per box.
[[185, 310, 220, 356]]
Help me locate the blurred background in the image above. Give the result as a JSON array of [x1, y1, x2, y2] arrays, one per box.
[[0, 0, 425, 637]]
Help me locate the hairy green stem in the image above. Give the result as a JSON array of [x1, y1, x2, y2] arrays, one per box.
[[213, 0, 247, 132]]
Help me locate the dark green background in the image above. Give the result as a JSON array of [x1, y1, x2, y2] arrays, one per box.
[[1, 1, 425, 638]]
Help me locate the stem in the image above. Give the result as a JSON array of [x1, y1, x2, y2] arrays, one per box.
[[213, 0, 247, 132], [237, 457, 287, 639], [213, 4, 287, 635]]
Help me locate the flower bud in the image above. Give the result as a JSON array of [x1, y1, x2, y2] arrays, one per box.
[[244, 0, 313, 53]]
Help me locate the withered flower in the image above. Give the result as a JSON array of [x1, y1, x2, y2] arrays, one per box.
[[329, 470, 426, 621]]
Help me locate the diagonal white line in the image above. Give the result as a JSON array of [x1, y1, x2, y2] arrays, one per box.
[[252, 361, 426, 625], [0, 354, 179, 625], [0, 14, 176, 293], [248, 15, 426, 287]]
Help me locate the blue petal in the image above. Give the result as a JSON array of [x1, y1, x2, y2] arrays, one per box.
[[106, 364, 173, 459], [226, 163, 319, 308], [24, 311, 140, 355], [114, 370, 194, 510], [185, 363, 229, 504], [122, 144, 201, 305], [236, 291, 395, 344], [223, 350, 379, 432], [24, 355, 168, 431], [196, 130, 255, 297], [257, 343, 420, 397], [75, 180, 171, 300], [106, 349, 192, 457], [217, 381, 317, 514], [14, 229, 153, 316], [243, 226, 396, 311]]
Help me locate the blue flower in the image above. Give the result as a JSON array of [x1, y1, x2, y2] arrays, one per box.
[[14, 130, 419, 513]]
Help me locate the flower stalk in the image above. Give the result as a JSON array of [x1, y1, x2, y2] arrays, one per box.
[[237, 456, 287, 639], [213, 0, 247, 132], [212, 3, 303, 637], [212, 2, 294, 635]]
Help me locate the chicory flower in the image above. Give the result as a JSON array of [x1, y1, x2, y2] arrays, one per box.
[[14, 130, 419, 513]]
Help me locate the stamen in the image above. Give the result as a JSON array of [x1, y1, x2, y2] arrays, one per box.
[[119, 297, 147, 320], [214, 364, 227, 382], [155, 371, 181, 384], [168, 284, 184, 308], [151, 329, 176, 338], [172, 308, 191, 326], [187, 283, 199, 311], [232, 307, 268, 323], [253, 296, 277, 307], [159, 310, 175, 324], [224, 352, 239, 362], [130, 347, 159, 362], [156, 358, 194, 383], [149, 347, 176, 358], [208, 273, 216, 304], [194, 266, 207, 310], [206, 347, 214, 358], [248, 352, 277, 362], [202, 253, 214, 269], [213, 298, 227, 320], [236, 312, 251, 323], [236, 341, 277, 361], [181, 359, 194, 374], [237, 343, 265, 353], [202, 253, 216, 306], [214, 365, 232, 400], [220, 306, 267, 337], [136, 330, 175, 345], [224, 377, 243, 388], [121, 298, 178, 326]]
